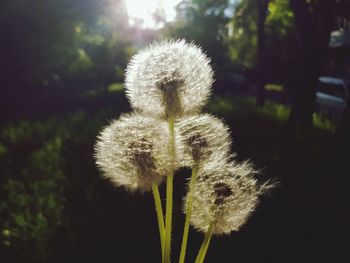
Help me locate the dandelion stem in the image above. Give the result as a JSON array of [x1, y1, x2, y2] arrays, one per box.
[[152, 183, 165, 262], [164, 116, 175, 263], [178, 165, 198, 263], [164, 174, 173, 263], [194, 221, 214, 263]]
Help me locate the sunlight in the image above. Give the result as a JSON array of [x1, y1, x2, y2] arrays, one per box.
[[125, 0, 182, 29]]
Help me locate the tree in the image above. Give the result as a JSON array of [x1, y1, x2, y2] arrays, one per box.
[[226, 0, 258, 70], [288, 0, 335, 130], [165, 0, 232, 74], [0, 0, 131, 100], [227, 0, 296, 86], [256, 0, 270, 106]]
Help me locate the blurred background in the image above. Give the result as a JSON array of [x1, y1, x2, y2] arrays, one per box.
[[0, 0, 349, 262]]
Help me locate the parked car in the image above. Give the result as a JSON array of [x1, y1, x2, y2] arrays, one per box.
[[315, 76, 348, 119]]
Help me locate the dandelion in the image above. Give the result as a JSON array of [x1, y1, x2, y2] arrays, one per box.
[[94, 113, 171, 192], [175, 114, 231, 166], [125, 39, 214, 119], [184, 158, 272, 263], [187, 158, 268, 235]]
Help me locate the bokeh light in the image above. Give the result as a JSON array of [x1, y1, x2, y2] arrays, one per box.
[[125, 0, 181, 28]]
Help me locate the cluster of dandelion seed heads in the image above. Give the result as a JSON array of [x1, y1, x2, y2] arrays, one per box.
[[125, 39, 213, 118], [185, 159, 269, 235], [94, 39, 272, 238], [95, 113, 171, 192]]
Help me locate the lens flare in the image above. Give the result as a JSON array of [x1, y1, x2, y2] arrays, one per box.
[[125, 0, 182, 28]]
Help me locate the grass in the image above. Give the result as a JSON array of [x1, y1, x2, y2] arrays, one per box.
[[265, 83, 284, 92], [207, 95, 334, 132], [108, 83, 124, 92]]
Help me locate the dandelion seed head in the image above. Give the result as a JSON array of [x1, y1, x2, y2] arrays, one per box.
[[175, 114, 231, 166], [94, 113, 171, 192], [125, 39, 213, 118], [185, 159, 270, 235]]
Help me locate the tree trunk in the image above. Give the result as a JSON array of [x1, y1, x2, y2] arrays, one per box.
[[289, 0, 335, 132], [256, 0, 269, 107]]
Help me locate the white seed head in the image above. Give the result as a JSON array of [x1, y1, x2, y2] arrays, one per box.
[[125, 39, 214, 119], [186, 158, 270, 235], [175, 114, 231, 167], [94, 113, 172, 192]]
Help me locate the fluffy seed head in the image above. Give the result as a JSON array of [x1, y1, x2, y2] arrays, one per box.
[[94, 113, 172, 192], [185, 158, 270, 235], [125, 39, 214, 119], [175, 114, 231, 166]]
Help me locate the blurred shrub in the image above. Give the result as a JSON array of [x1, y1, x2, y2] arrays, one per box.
[[208, 95, 334, 131], [0, 110, 112, 262], [0, 121, 68, 260]]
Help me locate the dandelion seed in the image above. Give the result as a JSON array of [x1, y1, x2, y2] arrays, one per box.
[[185, 158, 270, 235], [125, 39, 214, 119], [94, 113, 172, 192], [175, 114, 231, 166]]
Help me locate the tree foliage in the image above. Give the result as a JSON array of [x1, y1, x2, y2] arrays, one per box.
[[0, 0, 132, 98], [226, 0, 258, 69], [165, 0, 232, 73], [226, 0, 297, 82]]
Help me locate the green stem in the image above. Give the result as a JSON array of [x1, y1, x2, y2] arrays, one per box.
[[164, 175, 173, 263], [194, 222, 214, 263], [178, 165, 198, 263], [164, 116, 175, 263], [152, 183, 165, 262]]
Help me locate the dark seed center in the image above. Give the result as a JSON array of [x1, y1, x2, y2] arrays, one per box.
[[129, 138, 156, 174], [158, 78, 184, 93], [213, 182, 233, 205], [187, 132, 208, 161], [156, 71, 184, 117]]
